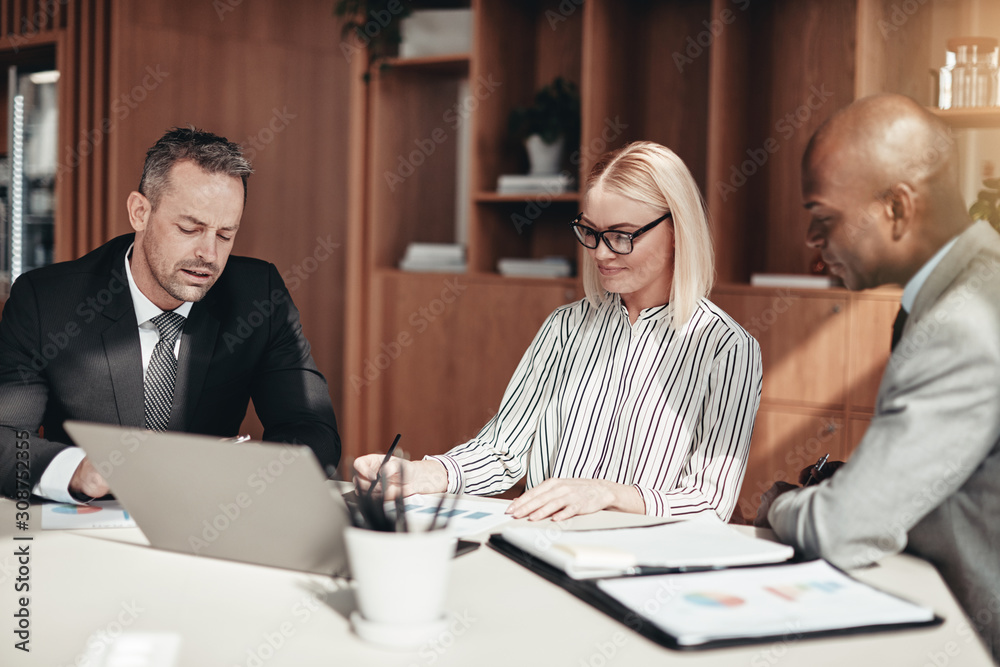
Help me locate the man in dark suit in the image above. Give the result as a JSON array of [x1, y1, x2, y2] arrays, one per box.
[[0, 127, 340, 502]]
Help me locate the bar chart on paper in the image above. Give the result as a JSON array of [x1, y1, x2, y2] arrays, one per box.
[[397, 495, 512, 537], [41, 500, 136, 530]]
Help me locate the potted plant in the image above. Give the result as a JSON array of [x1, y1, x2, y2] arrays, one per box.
[[334, 0, 412, 80], [508, 77, 581, 175], [970, 178, 1000, 234]]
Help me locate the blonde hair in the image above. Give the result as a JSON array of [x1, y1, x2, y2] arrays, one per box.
[[582, 141, 715, 328]]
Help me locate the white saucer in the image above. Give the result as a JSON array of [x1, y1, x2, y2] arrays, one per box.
[[349, 611, 449, 649]]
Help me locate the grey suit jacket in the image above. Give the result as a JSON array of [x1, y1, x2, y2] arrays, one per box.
[[769, 220, 1000, 660]]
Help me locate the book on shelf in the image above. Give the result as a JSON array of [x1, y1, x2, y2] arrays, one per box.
[[750, 273, 840, 289], [399, 243, 466, 273], [497, 257, 573, 279], [496, 173, 576, 195], [398, 9, 472, 59]]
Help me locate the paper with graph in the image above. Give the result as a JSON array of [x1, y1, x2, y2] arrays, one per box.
[[596, 560, 935, 646], [41, 500, 136, 530], [396, 494, 512, 537]]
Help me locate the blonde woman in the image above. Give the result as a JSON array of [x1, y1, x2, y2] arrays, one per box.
[[356, 141, 762, 522]]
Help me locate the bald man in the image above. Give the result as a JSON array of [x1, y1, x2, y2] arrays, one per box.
[[758, 93, 1000, 658]]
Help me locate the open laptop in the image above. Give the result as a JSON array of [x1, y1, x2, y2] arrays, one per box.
[[63, 420, 350, 577]]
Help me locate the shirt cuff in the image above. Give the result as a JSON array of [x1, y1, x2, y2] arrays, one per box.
[[634, 485, 669, 518], [424, 454, 463, 495], [32, 447, 87, 504]]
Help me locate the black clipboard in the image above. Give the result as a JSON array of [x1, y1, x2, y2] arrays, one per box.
[[487, 534, 944, 651]]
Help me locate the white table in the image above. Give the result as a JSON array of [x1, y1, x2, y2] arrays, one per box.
[[0, 494, 992, 666]]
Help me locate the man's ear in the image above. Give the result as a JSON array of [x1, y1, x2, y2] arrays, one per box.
[[126, 191, 151, 232], [886, 182, 917, 240]]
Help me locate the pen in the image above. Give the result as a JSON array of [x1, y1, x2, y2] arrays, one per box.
[[805, 453, 830, 486], [627, 565, 724, 576]]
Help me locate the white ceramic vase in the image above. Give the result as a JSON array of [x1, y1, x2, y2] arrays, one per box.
[[524, 134, 565, 175]]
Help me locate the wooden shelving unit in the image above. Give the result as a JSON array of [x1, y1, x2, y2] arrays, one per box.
[[928, 106, 1000, 128]]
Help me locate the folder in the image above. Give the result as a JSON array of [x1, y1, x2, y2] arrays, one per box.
[[488, 534, 942, 651]]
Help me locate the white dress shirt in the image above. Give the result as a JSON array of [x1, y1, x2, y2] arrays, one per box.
[[33, 246, 192, 502], [428, 294, 762, 520]]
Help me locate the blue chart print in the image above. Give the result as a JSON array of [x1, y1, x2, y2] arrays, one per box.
[[402, 506, 494, 522]]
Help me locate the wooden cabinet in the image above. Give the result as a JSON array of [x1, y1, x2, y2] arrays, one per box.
[[361, 270, 577, 461], [713, 284, 901, 519]]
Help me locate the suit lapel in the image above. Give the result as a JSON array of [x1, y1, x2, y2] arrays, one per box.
[[168, 301, 219, 431], [101, 264, 144, 427]]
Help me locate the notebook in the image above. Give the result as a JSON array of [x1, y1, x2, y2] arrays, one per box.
[[500, 515, 794, 579]]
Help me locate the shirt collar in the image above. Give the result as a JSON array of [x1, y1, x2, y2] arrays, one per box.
[[901, 235, 959, 313], [124, 243, 194, 324], [612, 292, 674, 323]]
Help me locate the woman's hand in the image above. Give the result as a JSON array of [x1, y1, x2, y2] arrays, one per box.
[[506, 478, 644, 521], [352, 455, 448, 499]]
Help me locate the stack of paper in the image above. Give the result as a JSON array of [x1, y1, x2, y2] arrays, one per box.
[[497, 257, 573, 279], [496, 173, 576, 195], [500, 516, 794, 579], [399, 243, 466, 273]]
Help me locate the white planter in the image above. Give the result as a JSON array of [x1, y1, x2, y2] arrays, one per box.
[[525, 134, 565, 175]]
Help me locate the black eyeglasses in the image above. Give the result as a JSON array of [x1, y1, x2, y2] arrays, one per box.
[[569, 211, 671, 255]]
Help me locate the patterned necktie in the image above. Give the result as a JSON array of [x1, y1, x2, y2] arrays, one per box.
[[891, 306, 908, 352], [144, 311, 186, 431]]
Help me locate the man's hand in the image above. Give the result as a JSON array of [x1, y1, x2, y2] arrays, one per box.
[[69, 458, 110, 500], [352, 455, 448, 499], [754, 481, 799, 529], [506, 478, 644, 521]]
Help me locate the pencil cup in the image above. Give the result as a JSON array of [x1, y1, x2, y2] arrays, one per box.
[[345, 526, 457, 648]]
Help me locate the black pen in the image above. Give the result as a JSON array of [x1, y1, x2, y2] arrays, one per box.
[[805, 453, 830, 486], [627, 565, 724, 576]]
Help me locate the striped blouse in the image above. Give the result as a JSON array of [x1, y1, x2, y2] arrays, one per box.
[[430, 294, 762, 520]]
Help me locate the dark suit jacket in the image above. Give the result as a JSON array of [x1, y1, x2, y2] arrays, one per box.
[[0, 234, 340, 498]]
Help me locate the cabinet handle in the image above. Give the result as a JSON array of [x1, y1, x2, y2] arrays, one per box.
[[825, 423, 838, 434], [831, 304, 841, 314]]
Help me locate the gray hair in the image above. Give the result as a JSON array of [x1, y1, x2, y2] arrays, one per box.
[[139, 127, 253, 209]]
